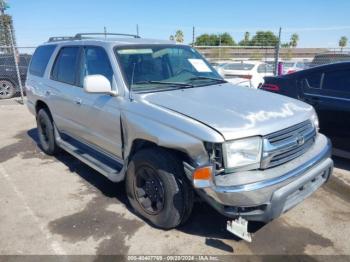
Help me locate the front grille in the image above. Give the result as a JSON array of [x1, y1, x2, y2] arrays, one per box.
[[261, 120, 316, 169]]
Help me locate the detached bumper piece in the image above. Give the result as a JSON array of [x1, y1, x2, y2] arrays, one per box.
[[227, 217, 252, 242]]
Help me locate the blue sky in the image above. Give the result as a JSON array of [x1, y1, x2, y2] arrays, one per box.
[[6, 0, 350, 47]]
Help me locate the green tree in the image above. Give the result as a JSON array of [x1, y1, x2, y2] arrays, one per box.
[[174, 30, 184, 43], [195, 33, 235, 46], [196, 34, 219, 46], [218, 32, 235, 46], [290, 33, 299, 48], [339, 36, 348, 51], [281, 42, 291, 48], [250, 31, 278, 46], [0, 14, 16, 53]]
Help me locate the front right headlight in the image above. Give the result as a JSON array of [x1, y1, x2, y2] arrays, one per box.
[[224, 136, 262, 170]]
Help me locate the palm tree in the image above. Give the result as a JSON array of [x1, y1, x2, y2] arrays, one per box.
[[339, 36, 348, 51], [290, 33, 299, 48], [175, 30, 184, 43]]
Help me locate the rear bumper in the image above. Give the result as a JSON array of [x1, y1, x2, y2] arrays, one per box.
[[195, 134, 333, 222]]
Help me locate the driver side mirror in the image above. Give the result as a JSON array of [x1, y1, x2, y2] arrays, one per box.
[[83, 75, 117, 96]]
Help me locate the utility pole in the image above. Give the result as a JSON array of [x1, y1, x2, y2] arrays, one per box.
[[104, 26, 107, 39], [192, 26, 195, 47], [219, 34, 222, 59], [274, 27, 282, 76], [136, 24, 139, 37], [0, 0, 6, 15]]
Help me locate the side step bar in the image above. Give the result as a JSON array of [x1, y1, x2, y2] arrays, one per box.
[[54, 128, 125, 182]]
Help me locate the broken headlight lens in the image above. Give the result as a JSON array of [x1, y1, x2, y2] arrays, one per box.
[[224, 136, 262, 169]]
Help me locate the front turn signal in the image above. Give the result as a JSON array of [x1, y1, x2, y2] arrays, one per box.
[[192, 166, 213, 188]]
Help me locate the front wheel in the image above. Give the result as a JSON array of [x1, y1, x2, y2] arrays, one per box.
[[126, 148, 193, 229], [36, 109, 59, 155]]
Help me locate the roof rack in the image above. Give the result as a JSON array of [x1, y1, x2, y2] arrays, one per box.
[[48, 36, 76, 42], [74, 33, 141, 39], [48, 33, 141, 42]]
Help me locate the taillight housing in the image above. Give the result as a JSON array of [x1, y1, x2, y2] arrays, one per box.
[[260, 83, 280, 91]]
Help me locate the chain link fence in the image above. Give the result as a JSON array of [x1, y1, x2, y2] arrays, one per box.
[[0, 46, 35, 101]]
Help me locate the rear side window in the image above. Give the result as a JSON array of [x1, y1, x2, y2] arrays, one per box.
[[323, 70, 350, 93], [257, 64, 273, 73], [29, 45, 56, 77], [51, 47, 80, 85], [304, 72, 322, 89]]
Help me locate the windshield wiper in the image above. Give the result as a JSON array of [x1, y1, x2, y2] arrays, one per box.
[[134, 80, 193, 88], [189, 76, 227, 83]]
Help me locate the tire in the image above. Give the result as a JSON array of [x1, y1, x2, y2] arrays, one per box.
[[0, 80, 16, 99], [126, 148, 193, 229], [36, 108, 59, 155]]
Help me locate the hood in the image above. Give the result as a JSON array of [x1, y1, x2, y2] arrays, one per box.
[[139, 83, 314, 141]]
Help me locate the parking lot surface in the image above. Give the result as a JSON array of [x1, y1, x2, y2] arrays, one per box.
[[1, 98, 350, 257]]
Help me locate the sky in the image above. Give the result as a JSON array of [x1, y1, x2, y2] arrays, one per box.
[[5, 0, 350, 48]]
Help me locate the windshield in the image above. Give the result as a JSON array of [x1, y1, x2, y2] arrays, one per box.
[[114, 45, 223, 92]]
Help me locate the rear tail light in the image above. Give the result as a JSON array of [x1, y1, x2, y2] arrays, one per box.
[[287, 70, 296, 74], [259, 83, 280, 91]]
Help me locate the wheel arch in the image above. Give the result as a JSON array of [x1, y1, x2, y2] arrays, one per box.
[[35, 100, 53, 121]]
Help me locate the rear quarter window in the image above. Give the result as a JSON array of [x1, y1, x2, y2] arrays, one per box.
[[29, 45, 56, 77]]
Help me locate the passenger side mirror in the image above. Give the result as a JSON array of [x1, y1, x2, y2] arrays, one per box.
[[83, 75, 117, 96]]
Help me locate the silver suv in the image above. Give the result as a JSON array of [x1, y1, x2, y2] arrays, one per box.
[[26, 33, 333, 234]]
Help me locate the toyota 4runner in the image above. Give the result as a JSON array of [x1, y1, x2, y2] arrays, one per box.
[[26, 33, 333, 238]]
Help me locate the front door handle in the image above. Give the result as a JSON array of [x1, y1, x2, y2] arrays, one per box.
[[74, 98, 82, 105]]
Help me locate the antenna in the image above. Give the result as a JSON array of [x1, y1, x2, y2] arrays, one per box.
[[129, 62, 136, 101]]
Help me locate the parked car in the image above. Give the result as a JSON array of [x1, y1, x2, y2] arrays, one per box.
[[0, 54, 31, 99], [282, 61, 307, 74], [210, 60, 231, 70], [309, 52, 350, 67], [261, 62, 350, 150], [217, 61, 274, 88], [26, 33, 333, 240]]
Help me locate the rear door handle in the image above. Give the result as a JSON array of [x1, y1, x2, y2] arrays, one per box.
[[74, 98, 82, 105]]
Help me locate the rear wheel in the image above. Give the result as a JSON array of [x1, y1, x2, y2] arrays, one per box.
[[36, 108, 59, 155], [0, 80, 15, 99], [126, 148, 193, 229]]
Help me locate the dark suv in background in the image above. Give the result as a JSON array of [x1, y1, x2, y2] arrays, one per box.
[[309, 52, 350, 67], [261, 62, 350, 150], [0, 54, 31, 99]]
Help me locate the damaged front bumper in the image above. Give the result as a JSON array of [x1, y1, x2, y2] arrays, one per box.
[[188, 134, 333, 222]]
